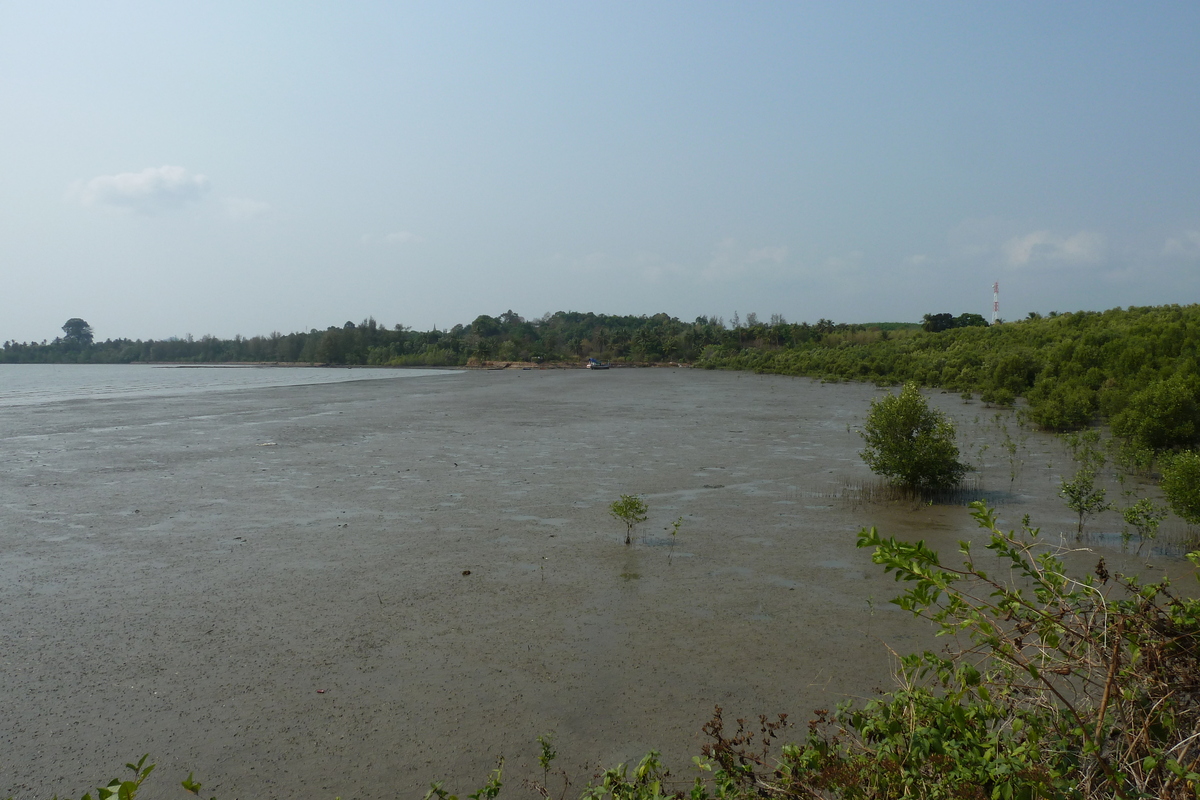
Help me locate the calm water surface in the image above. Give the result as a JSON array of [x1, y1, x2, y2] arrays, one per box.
[[0, 363, 458, 406]]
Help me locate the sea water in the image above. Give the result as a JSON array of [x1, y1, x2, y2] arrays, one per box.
[[0, 363, 458, 407]]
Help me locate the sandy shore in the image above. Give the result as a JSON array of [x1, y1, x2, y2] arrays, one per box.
[[0, 369, 1184, 798]]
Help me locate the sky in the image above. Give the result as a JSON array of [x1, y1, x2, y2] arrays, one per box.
[[2, 2, 1199, 342]]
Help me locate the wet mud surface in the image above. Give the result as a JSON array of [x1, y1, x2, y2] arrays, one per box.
[[0, 369, 1190, 798]]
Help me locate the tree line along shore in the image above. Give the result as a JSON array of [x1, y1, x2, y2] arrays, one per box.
[[4, 311, 914, 368], [10, 304, 1200, 447]]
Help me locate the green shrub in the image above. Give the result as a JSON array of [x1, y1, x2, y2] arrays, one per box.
[[1026, 380, 1097, 431], [1111, 374, 1200, 451], [979, 384, 1015, 407], [859, 382, 967, 490], [1162, 450, 1200, 526]]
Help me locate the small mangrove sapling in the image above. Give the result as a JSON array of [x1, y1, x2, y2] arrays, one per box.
[[610, 494, 648, 546], [1060, 466, 1109, 538], [667, 516, 683, 564], [1120, 494, 1167, 553]]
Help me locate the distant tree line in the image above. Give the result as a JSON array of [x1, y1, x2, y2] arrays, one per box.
[[1, 311, 904, 368]]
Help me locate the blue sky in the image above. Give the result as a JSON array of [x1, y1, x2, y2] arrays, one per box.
[[3, 2, 1199, 341]]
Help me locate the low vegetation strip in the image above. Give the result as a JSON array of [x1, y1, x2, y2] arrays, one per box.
[[705, 304, 1200, 440]]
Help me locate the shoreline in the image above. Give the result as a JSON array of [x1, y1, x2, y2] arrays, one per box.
[[0, 359, 695, 370]]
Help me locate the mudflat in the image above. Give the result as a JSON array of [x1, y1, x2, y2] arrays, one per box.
[[0, 368, 1165, 798]]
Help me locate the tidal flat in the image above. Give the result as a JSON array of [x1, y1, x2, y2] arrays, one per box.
[[0, 369, 1185, 798]]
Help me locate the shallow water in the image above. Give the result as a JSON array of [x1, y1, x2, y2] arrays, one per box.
[[0, 363, 455, 407], [0, 369, 1192, 798]]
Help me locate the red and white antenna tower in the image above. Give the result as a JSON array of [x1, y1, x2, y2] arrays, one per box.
[[992, 281, 1000, 325]]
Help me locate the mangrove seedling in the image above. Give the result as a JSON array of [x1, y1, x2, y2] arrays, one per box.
[[667, 516, 683, 564], [610, 494, 648, 546], [1060, 466, 1109, 538], [530, 732, 571, 799], [1120, 494, 1167, 554]]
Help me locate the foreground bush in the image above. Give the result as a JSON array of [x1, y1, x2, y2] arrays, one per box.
[[749, 504, 1200, 799]]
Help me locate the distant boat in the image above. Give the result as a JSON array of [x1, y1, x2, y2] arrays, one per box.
[[585, 357, 609, 370]]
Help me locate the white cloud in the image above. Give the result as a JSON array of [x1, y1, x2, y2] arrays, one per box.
[[74, 165, 210, 213], [1163, 230, 1200, 259], [905, 254, 930, 266], [701, 238, 788, 282], [1003, 230, 1105, 268], [223, 197, 271, 221]]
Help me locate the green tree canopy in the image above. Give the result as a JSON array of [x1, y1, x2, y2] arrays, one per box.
[[1111, 373, 1200, 451], [61, 317, 94, 346], [859, 382, 967, 489], [922, 312, 989, 333]]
